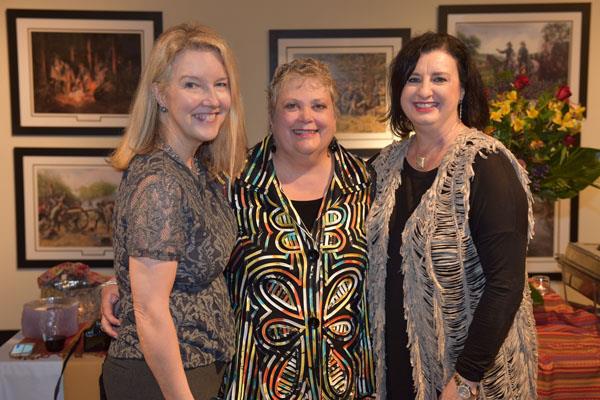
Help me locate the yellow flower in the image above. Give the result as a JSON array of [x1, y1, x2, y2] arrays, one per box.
[[571, 104, 586, 119], [548, 100, 562, 112], [559, 112, 576, 131], [511, 117, 525, 132], [507, 90, 518, 102], [526, 107, 539, 119], [552, 110, 563, 125], [490, 110, 503, 122], [500, 101, 511, 115]]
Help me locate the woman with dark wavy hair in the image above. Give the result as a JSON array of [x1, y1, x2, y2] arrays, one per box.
[[367, 32, 537, 400]]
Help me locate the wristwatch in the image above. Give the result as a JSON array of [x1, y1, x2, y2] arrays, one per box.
[[453, 373, 477, 399]]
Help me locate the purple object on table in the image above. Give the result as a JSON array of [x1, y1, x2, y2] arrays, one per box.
[[21, 297, 79, 340]]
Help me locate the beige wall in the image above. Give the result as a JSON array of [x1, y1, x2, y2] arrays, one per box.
[[0, 0, 598, 329]]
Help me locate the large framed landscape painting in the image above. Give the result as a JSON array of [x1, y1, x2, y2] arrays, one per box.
[[6, 9, 162, 136], [439, 3, 591, 273], [270, 28, 410, 149], [14, 148, 121, 269]]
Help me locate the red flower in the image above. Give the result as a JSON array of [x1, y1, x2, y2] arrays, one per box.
[[555, 85, 572, 101], [513, 74, 530, 90], [563, 135, 577, 147]]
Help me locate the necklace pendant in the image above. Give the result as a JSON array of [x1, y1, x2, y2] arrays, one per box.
[[416, 156, 426, 169]]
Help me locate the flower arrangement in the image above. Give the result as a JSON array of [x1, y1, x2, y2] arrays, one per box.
[[486, 75, 600, 201]]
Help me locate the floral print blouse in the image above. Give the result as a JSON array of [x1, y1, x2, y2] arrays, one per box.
[[108, 143, 236, 368]]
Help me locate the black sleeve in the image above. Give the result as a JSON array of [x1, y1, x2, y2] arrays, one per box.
[[455, 151, 529, 382]]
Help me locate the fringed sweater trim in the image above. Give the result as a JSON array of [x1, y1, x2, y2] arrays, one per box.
[[366, 128, 538, 399]]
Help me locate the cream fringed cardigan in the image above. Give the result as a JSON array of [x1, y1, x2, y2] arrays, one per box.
[[366, 128, 538, 400]]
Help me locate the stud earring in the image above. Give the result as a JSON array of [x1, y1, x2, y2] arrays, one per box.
[[159, 105, 168, 113], [328, 141, 339, 153]]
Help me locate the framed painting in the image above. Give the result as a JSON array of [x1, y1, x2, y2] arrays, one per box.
[[439, 3, 590, 273], [14, 148, 122, 269], [7, 9, 162, 136], [270, 28, 410, 149], [438, 3, 590, 105]]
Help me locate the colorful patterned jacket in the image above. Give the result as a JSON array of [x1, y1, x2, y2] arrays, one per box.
[[222, 135, 375, 400]]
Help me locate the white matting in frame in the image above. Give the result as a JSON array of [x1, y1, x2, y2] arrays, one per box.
[[15, 18, 154, 129], [15, 148, 121, 268]]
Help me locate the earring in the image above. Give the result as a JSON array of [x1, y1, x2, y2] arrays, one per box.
[[328, 141, 339, 153], [459, 101, 463, 120], [159, 105, 168, 113]]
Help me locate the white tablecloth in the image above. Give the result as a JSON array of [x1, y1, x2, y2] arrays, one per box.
[[0, 332, 64, 400]]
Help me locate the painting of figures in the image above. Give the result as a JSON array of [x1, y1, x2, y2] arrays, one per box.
[[31, 32, 142, 115], [15, 148, 121, 268], [294, 53, 387, 133], [455, 21, 571, 99], [7, 9, 162, 135], [35, 166, 120, 248]]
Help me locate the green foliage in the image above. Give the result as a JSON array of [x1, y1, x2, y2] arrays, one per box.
[[37, 171, 78, 205], [487, 79, 600, 201], [79, 181, 117, 201], [529, 282, 544, 306]]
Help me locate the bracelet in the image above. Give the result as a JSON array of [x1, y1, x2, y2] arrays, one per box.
[[100, 278, 117, 288]]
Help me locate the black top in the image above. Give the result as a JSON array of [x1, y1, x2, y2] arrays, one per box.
[[384, 151, 528, 399], [291, 198, 323, 231]]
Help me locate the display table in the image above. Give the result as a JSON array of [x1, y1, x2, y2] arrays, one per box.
[[0, 332, 103, 400]]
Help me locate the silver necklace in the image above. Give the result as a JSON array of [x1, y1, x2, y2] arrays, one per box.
[[416, 155, 427, 170]]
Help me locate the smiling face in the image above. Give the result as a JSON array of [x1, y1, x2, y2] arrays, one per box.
[[155, 49, 230, 152], [400, 49, 464, 133], [271, 75, 336, 163]]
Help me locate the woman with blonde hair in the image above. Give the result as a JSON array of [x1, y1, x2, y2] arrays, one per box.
[[221, 58, 375, 399], [101, 22, 246, 400]]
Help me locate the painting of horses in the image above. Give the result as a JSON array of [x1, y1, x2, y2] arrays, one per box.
[[15, 148, 121, 269]]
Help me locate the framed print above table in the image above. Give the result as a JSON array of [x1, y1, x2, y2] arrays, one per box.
[[439, 3, 591, 273], [14, 148, 122, 269], [6, 9, 162, 136], [269, 28, 410, 149]]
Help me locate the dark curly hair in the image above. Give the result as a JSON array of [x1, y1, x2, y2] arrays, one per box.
[[386, 31, 489, 137]]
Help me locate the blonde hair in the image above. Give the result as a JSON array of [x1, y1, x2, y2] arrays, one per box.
[[110, 22, 247, 178], [267, 58, 338, 122]]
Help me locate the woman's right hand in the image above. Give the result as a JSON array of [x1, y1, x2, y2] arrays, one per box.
[[100, 283, 121, 338]]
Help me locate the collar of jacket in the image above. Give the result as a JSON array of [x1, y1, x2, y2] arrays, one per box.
[[238, 134, 370, 197]]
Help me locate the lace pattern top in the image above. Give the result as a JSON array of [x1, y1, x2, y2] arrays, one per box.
[[108, 143, 236, 368]]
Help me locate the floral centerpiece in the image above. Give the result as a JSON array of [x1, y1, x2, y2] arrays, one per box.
[[485, 75, 600, 201]]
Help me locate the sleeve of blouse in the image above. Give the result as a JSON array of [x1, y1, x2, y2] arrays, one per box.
[[126, 172, 186, 261], [454, 151, 529, 382]]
